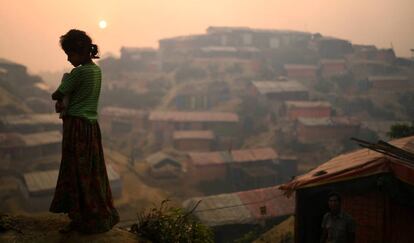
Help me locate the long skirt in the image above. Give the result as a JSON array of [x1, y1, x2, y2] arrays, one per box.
[[49, 116, 120, 233]]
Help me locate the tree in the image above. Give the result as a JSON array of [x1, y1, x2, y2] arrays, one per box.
[[387, 122, 414, 139]]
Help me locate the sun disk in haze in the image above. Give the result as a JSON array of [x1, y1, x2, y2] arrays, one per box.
[[99, 20, 107, 29]]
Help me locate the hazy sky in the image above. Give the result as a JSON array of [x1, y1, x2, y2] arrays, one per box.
[[1, 0, 413, 73]]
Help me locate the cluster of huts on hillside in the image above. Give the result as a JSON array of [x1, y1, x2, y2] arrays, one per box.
[[100, 26, 414, 152], [0, 113, 122, 212], [145, 147, 297, 193]]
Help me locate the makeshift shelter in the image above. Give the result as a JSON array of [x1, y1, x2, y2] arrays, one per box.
[[146, 152, 183, 178], [173, 130, 215, 152], [183, 185, 294, 243], [280, 136, 414, 243], [22, 164, 122, 212], [188, 148, 279, 191]]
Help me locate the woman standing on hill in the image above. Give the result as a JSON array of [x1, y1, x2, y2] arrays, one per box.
[[50, 29, 119, 233]]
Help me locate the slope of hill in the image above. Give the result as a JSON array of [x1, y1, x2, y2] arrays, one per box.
[[0, 213, 143, 243]]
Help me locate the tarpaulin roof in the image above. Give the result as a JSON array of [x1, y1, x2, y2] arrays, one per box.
[[252, 81, 307, 94], [24, 164, 120, 196], [0, 114, 61, 127], [283, 64, 318, 70], [285, 101, 331, 109], [101, 106, 147, 118], [149, 111, 239, 123], [319, 59, 346, 64], [280, 136, 414, 196], [173, 130, 215, 140], [189, 148, 278, 166], [0, 131, 61, 148], [297, 117, 360, 126], [183, 185, 294, 226], [368, 76, 408, 81], [20, 131, 61, 147], [146, 151, 182, 168]]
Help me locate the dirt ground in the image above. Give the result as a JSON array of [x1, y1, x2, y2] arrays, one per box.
[[0, 214, 143, 243]]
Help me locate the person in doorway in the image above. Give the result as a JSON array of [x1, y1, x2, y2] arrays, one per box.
[[320, 192, 356, 243]]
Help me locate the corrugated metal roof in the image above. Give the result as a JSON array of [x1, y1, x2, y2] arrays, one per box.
[[348, 59, 388, 65], [189, 148, 277, 166], [297, 117, 360, 126], [280, 136, 414, 193], [189, 151, 229, 166], [206, 26, 311, 36], [0, 113, 61, 126], [232, 148, 278, 163], [284, 64, 318, 70], [183, 193, 251, 226], [146, 152, 181, 168], [237, 186, 294, 220], [319, 59, 346, 65], [201, 46, 238, 52], [149, 111, 239, 123], [106, 164, 121, 181], [239, 166, 278, 177], [285, 101, 331, 108], [24, 164, 120, 194], [193, 57, 255, 64], [101, 106, 147, 118], [34, 82, 51, 91], [159, 34, 208, 42], [252, 81, 307, 94], [173, 130, 215, 140], [368, 76, 409, 81], [0, 133, 24, 148], [183, 186, 294, 226], [24, 170, 59, 194], [20, 131, 61, 147], [121, 47, 157, 53]]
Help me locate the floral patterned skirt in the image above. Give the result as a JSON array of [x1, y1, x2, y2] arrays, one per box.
[[49, 116, 120, 233]]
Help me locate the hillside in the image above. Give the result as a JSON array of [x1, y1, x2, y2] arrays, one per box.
[[0, 58, 53, 114], [0, 213, 143, 243]]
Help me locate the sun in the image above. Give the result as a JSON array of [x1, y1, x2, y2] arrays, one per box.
[[99, 20, 107, 29]]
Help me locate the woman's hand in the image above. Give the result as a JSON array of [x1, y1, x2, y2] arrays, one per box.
[[55, 100, 65, 113]]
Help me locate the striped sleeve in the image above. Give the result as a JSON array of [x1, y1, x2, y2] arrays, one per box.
[[58, 68, 81, 95]]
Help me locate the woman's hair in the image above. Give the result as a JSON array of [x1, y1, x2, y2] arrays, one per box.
[[60, 29, 99, 59]]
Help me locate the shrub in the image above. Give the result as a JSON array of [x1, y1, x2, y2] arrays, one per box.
[[387, 122, 414, 139], [130, 200, 213, 243]]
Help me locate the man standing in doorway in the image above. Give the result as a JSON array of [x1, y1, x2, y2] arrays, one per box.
[[320, 192, 356, 243]]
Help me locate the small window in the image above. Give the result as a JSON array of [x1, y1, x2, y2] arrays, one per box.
[[260, 206, 267, 215]]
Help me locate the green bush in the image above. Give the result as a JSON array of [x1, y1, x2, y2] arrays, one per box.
[[130, 200, 213, 243], [387, 122, 414, 139]]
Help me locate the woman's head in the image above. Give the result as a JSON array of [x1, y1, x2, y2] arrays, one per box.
[[60, 29, 99, 66]]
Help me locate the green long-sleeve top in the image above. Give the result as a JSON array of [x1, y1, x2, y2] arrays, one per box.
[[53, 63, 102, 121]]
